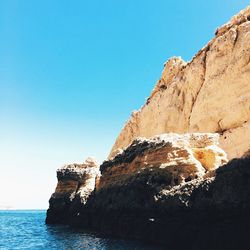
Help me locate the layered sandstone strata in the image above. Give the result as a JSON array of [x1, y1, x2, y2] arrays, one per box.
[[98, 133, 227, 191], [109, 6, 250, 160], [46, 157, 99, 224]]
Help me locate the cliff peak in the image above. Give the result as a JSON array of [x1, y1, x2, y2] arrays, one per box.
[[109, 5, 250, 160]]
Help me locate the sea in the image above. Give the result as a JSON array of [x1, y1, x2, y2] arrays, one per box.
[[0, 210, 163, 250]]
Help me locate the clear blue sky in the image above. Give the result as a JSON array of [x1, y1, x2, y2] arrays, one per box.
[[0, 0, 249, 209]]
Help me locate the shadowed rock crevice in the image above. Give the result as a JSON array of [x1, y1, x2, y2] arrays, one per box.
[[188, 46, 209, 127]]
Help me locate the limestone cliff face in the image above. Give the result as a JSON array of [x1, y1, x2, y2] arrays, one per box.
[[46, 7, 250, 249], [110, 7, 250, 160]]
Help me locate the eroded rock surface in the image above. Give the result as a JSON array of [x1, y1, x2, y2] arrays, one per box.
[[98, 133, 227, 190], [46, 157, 99, 224], [110, 6, 250, 160]]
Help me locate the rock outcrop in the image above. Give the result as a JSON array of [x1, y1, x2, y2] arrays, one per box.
[[46, 134, 250, 249], [46, 157, 99, 224], [46, 6, 250, 250], [109, 6, 250, 160], [46, 134, 227, 224], [74, 155, 250, 250], [98, 133, 227, 191]]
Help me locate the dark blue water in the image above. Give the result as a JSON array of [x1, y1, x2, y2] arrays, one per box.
[[0, 210, 163, 250]]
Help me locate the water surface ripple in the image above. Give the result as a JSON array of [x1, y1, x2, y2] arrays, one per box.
[[0, 210, 163, 250]]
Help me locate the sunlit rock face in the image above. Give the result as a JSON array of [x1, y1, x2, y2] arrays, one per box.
[[109, 6, 250, 160], [46, 6, 250, 249], [46, 157, 99, 224], [97, 133, 227, 191]]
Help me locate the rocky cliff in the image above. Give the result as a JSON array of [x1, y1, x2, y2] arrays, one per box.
[[46, 7, 250, 250], [46, 158, 99, 224], [81, 155, 250, 250], [109, 6, 250, 160], [46, 133, 250, 249]]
